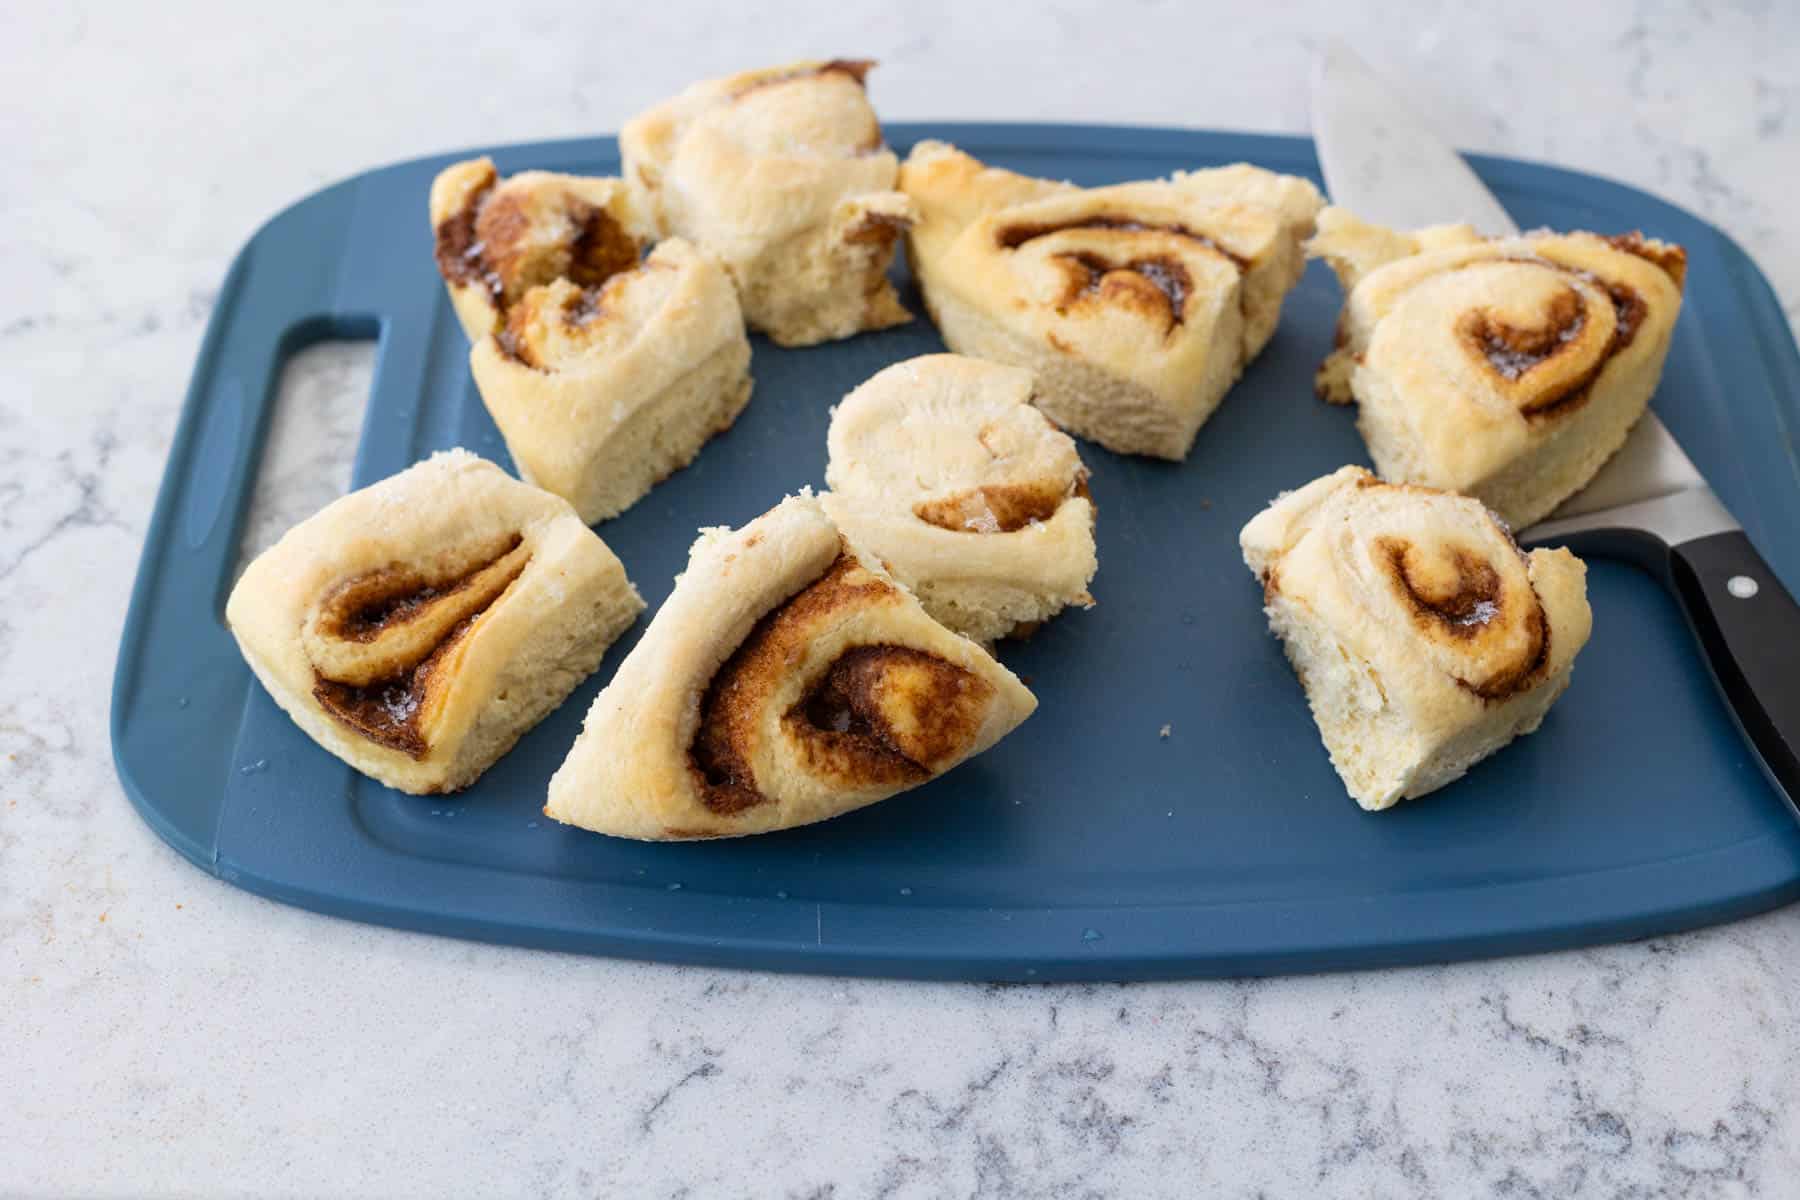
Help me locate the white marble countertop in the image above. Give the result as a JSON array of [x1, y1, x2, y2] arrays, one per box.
[[7, 2, 1799, 1195]]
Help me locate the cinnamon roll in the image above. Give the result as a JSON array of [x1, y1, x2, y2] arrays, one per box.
[[1240, 466, 1592, 811], [469, 237, 752, 524], [1309, 208, 1687, 528], [620, 60, 914, 347], [819, 354, 1097, 644], [226, 450, 644, 794], [545, 494, 1037, 840], [429, 157, 656, 342], [899, 140, 1323, 460]]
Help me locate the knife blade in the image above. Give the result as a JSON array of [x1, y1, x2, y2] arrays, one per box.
[[1311, 43, 1721, 543], [1309, 41, 1800, 819]]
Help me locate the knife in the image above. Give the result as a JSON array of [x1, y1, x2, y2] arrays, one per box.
[[1310, 43, 1800, 822]]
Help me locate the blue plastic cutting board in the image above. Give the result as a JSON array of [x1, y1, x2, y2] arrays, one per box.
[[112, 125, 1800, 980]]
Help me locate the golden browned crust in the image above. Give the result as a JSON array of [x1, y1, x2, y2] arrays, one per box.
[[730, 58, 875, 98], [620, 60, 908, 346]]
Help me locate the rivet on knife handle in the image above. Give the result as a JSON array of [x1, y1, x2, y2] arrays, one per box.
[[1668, 530, 1800, 822]]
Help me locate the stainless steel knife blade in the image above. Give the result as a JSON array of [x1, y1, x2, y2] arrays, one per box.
[[1310, 43, 1800, 821], [1309, 40, 1732, 546], [1310, 44, 1519, 239]]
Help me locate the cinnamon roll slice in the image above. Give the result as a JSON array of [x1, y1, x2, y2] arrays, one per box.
[[899, 141, 1323, 460], [469, 237, 753, 524], [1240, 466, 1592, 811], [620, 60, 914, 347], [226, 450, 644, 795], [545, 494, 1037, 840], [429, 158, 657, 342], [820, 354, 1097, 644], [1309, 208, 1687, 528]]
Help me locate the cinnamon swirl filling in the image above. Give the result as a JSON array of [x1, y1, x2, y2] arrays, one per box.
[[689, 553, 995, 813], [1371, 527, 1549, 701], [991, 213, 1250, 340], [911, 474, 1079, 534], [307, 534, 530, 757], [1451, 268, 1647, 422], [1051, 252, 1194, 330], [433, 169, 643, 312], [995, 216, 1249, 271]]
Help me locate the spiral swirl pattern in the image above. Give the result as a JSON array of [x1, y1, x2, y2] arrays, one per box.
[[1394, 255, 1638, 425], [994, 216, 1250, 335], [429, 157, 651, 341], [467, 236, 753, 525], [820, 355, 1098, 644], [691, 554, 996, 815], [492, 244, 691, 372], [1241, 465, 1593, 810], [826, 355, 1087, 533], [1309, 213, 1686, 527], [226, 449, 644, 796], [1272, 476, 1551, 702], [992, 205, 1251, 344], [899, 141, 1323, 460], [306, 534, 532, 757], [543, 494, 1037, 841]]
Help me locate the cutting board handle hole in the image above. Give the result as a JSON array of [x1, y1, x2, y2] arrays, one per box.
[[227, 322, 382, 589]]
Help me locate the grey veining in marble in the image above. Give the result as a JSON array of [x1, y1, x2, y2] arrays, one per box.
[[5, 1, 1799, 1195]]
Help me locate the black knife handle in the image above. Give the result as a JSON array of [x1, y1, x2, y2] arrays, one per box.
[[1668, 530, 1800, 821]]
